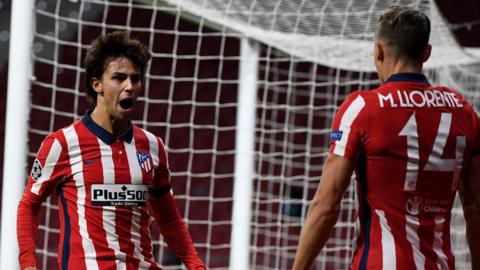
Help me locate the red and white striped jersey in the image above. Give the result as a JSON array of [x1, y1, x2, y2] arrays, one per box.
[[330, 73, 480, 270], [17, 112, 205, 270]]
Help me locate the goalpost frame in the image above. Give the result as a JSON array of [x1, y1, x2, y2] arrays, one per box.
[[229, 37, 259, 270], [1, 0, 35, 270], [152, 5, 262, 267]]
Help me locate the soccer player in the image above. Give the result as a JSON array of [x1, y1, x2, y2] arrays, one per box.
[[17, 31, 206, 270], [293, 6, 480, 270]]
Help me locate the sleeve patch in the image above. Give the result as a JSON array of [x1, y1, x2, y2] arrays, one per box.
[[330, 130, 343, 141], [31, 159, 43, 180]]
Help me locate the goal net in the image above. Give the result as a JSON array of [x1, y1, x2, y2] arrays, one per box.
[[26, 0, 479, 269]]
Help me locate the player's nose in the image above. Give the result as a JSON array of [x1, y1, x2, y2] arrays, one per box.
[[124, 78, 133, 90]]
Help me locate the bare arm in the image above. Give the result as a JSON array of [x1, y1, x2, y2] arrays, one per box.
[[459, 155, 480, 270], [292, 154, 354, 270]]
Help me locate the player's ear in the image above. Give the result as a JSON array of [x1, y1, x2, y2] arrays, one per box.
[[422, 44, 432, 63], [375, 41, 384, 62], [91, 77, 102, 93]]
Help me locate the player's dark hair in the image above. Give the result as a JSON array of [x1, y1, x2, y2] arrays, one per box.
[[84, 31, 151, 104], [377, 5, 430, 61]]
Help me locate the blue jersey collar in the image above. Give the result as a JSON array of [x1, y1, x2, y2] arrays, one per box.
[[384, 73, 430, 85], [82, 110, 133, 144]]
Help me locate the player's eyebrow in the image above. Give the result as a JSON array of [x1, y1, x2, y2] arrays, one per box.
[[111, 72, 141, 77]]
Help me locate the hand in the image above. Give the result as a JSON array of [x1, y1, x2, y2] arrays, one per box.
[[24, 267, 38, 270]]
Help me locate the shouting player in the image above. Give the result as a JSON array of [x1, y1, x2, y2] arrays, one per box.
[[17, 32, 206, 270], [293, 5, 480, 270]]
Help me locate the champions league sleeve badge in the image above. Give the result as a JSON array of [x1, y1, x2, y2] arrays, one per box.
[[330, 130, 343, 141], [31, 159, 43, 180], [136, 152, 153, 173]]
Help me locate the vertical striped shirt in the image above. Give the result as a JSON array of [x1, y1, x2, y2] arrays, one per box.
[[329, 73, 480, 270], [18, 111, 205, 270]]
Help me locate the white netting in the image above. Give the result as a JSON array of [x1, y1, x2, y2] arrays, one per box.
[[27, 0, 479, 269], [163, 0, 479, 72]]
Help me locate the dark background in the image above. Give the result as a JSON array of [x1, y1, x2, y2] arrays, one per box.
[[1, 0, 479, 191], [0, 0, 479, 267]]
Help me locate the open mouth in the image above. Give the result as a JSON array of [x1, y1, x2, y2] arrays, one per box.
[[119, 98, 134, 110]]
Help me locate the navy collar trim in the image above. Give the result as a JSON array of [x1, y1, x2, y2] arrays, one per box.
[[82, 110, 133, 145], [384, 73, 430, 85]]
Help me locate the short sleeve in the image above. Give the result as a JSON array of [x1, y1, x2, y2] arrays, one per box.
[[329, 91, 368, 160]]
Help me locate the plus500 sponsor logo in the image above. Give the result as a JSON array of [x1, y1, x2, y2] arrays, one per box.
[[91, 184, 148, 206]]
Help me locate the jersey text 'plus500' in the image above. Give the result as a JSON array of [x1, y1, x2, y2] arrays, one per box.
[[17, 112, 204, 270]]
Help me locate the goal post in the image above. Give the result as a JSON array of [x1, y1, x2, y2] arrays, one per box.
[[0, 0, 35, 269], [229, 37, 259, 270], [2, 0, 479, 269]]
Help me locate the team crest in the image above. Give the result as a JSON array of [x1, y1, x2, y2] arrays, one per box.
[[31, 159, 43, 180], [136, 152, 153, 173]]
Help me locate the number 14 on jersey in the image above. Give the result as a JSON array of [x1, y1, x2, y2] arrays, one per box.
[[399, 112, 466, 191]]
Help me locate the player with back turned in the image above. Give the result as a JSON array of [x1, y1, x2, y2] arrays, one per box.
[[293, 6, 480, 270], [17, 31, 206, 270]]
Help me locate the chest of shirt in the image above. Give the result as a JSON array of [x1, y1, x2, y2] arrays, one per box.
[[67, 139, 155, 186]]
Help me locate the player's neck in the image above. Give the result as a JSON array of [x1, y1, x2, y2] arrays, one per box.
[[90, 107, 130, 137], [382, 58, 423, 82]]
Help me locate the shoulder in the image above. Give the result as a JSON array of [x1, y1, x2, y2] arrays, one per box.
[[43, 120, 83, 146], [432, 85, 463, 97], [133, 125, 166, 146], [332, 90, 371, 130], [432, 85, 478, 113], [35, 122, 78, 159], [338, 90, 376, 114], [439, 86, 473, 105], [132, 126, 169, 167], [343, 90, 364, 102], [343, 90, 380, 105], [132, 125, 168, 157]]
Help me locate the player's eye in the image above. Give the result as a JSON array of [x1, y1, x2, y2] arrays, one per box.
[[130, 75, 141, 84], [112, 74, 127, 81]]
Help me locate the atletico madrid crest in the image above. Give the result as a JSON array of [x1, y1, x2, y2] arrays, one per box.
[[136, 152, 153, 173]]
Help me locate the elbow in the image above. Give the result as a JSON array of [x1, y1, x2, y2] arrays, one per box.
[[17, 197, 37, 218], [149, 194, 182, 227], [308, 199, 340, 227]]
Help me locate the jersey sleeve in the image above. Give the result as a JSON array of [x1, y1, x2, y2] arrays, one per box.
[[149, 193, 206, 269], [149, 136, 172, 198], [23, 134, 67, 200], [17, 134, 67, 269], [148, 137, 206, 269], [329, 91, 368, 160]]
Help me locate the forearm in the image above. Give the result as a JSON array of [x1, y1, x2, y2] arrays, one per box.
[[465, 215, 480, 269], [17, 198, 41, 270], [293, 154, 353, 270], [461, 155, 480, 270], [150, 194, 205, 269], [463, 197, 480, 270], [292, 202, 339, 270]]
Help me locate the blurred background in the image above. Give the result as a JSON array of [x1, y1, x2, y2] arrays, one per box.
[[0, 0, 479, 269]]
